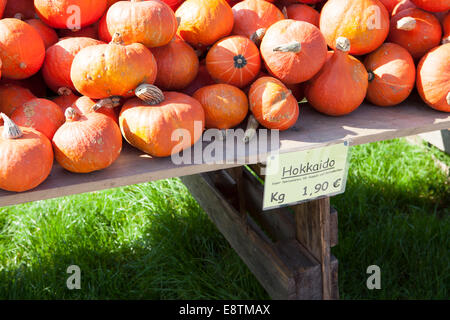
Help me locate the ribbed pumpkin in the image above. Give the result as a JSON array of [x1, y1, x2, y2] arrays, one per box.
[[25, 19, 59, 49], [34, 0, 107, 29], [411, 0, 450, 12], [392, 0, 416, 16], [248, 76, 299, 130], [59, 24, 99, 39], [231, 0, 284, 41], [0, 113, 54, 192], [305, 37, 369, 116], [379, 0, 402, 14], [388, 8, 442, 60], [53, 107, 122, 173], [443, 13, 450, 44], [364, 43, 416, 106], [284, 4, 320, 28], [193, 84, 248, 129], [71, 33, 157, 99], [260, 19, 327, 84], [416, 43, 450, 112], [206, 36, 261, 88], [120, 87, 205, 157], [176, 0, 234, 49], [182, 64, 216, 96], [42, 37, 104, 94], [3, 0, 35, 20], [100, 0, 177, 48], [320, 0, 390, 55], [151, 37, 199, 91], [0, 84, 35, 116], [11, 98, 65, 140], [0, 19, 45, 80]]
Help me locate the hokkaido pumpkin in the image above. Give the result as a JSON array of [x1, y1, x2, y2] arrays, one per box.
[[3, 0, 35, 20], [182, 64, 216, 96], [34, 0, 107, 29], [25, 19, 59, 49], [52, 88, 80, 112], [72, 96, 120, 124], [193, 84, 248, 129], [305, 37, 369, 116], [120, 86, 205, 157], [59, 24, 99, 39], [411, 0, 450, 12], [283, 4, 320, 28], [260, 19, 327, 84], [176, 0, 234, 49], [443, 13, 450, 44], [0, 113, 54, 192], [151, 37, 199, 91], [320, 0, 390, 55], [379, 0, 402, 14], [0, 19, 45, 80], [206, 36, 261, 88], [364, 43, 416, 106], [43, 37, 104, 93], [100, 0, 177, 48], [71, 33, 157, 99], [0, 84, 35, 116], [416, 43, 450, 112], [392, 0, 416, 16], [388, 8, 442, 60], [231, 0, 284, 41], [11, 98, 65, 140], [248, 76, 299, 130]]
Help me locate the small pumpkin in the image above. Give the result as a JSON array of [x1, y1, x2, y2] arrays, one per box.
[[151, 37, 199, 91], [72, 96, 120, 124], [411, 0, 450, 12], [443, 13, 450, 44], [120, 85, 205, 157], [34, 0, 107, 29], [0, 113, 54, 192], [193, 84, 248, 129], [260, 19, 327, 84], [392, 0, 416, 15], [59, 23, 99, 39], [100, 0, 177, 48], [0, 19, 45, 80], [182, 63, 216, 96], [283, 4, 320, 28], [25, 19, 59, 49], [320, 0, 390, 55], [71, 33, 157, 99], [3, 0, 35, 20], [0, 84, 35, 116], [53, 107, 123, 173], [388, 8, 442, 60], [231, 0, 284, 41], [305, 37, 369, 116], [206, 35, 261, 88], [176, 0, 234, 49], [248, 76, 299, 130], [364, 43, 416, 106], [416, 43, 450, 112]]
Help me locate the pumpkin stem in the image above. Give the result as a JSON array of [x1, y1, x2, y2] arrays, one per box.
[[65, 107, 79, 122], [396, 17, 416, 31], [443, 37, 450, 44], [111, 32, 124, 45], [282, 6, 288, 19], [243, 115, 259, 144], [335, 37, 350, 52], [57, 87, 73, 96], [273, 41, 301, 53], [1, 113, 23, 139], [250, 28, 266, 47], [14, 13, 24, 20], [135, 84, 165, 105], [91, 96, 122, 112], [368, 71, 375, 82]]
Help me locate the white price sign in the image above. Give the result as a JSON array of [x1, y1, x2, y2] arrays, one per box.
[[263, 142, 350, 210]]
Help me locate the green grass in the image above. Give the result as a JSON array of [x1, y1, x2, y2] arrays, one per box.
[[0, 138, 448, 299]]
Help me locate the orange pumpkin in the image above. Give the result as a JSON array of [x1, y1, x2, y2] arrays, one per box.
[[52, 88, 80, 112], [72, 96, 119, 124], [182, 63, 216, 96], [193, 84, 248, 129], [443, 13, 450, 44], [0, 0, 6, 18], [59, 23, 99, 39], [176, 0, 234, 49], [320, 0, 390, 55], [364, 43, 416, 106], [0, 19, 45, 80], [305, 37, 369, 116], [392, 0, 416, 16], [3, 0, 35, 20], [100, 0, 177, 48], [206, 35, 261, 88], [43, 37, 104, 94], [260, 19, 327, 84], [416, 43, 450, 112], [25, 19, 59, 49], [411, 0, 450, 12], [71, 33, 157, 99], [248, 76, 299, 130], [151, 37, 199, 91], [231, 0, 284, 40], [284, 4, 320, 28], [0, 72, 47, 98], [120, 88, 205, 157], [0, 113, 54, 192], [388, 8, 442, 60], [379, 0, 402, 14], [0, 84, 35, 116], [34, 0, 107, 29]]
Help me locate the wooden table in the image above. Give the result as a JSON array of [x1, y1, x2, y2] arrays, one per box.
[[1, 95, 449, 299]]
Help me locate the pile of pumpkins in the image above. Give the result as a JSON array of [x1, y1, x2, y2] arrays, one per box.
[[0, 0, 449, 193]]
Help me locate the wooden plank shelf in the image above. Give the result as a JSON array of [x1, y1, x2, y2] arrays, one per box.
[[1, 94, 449, 208]]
